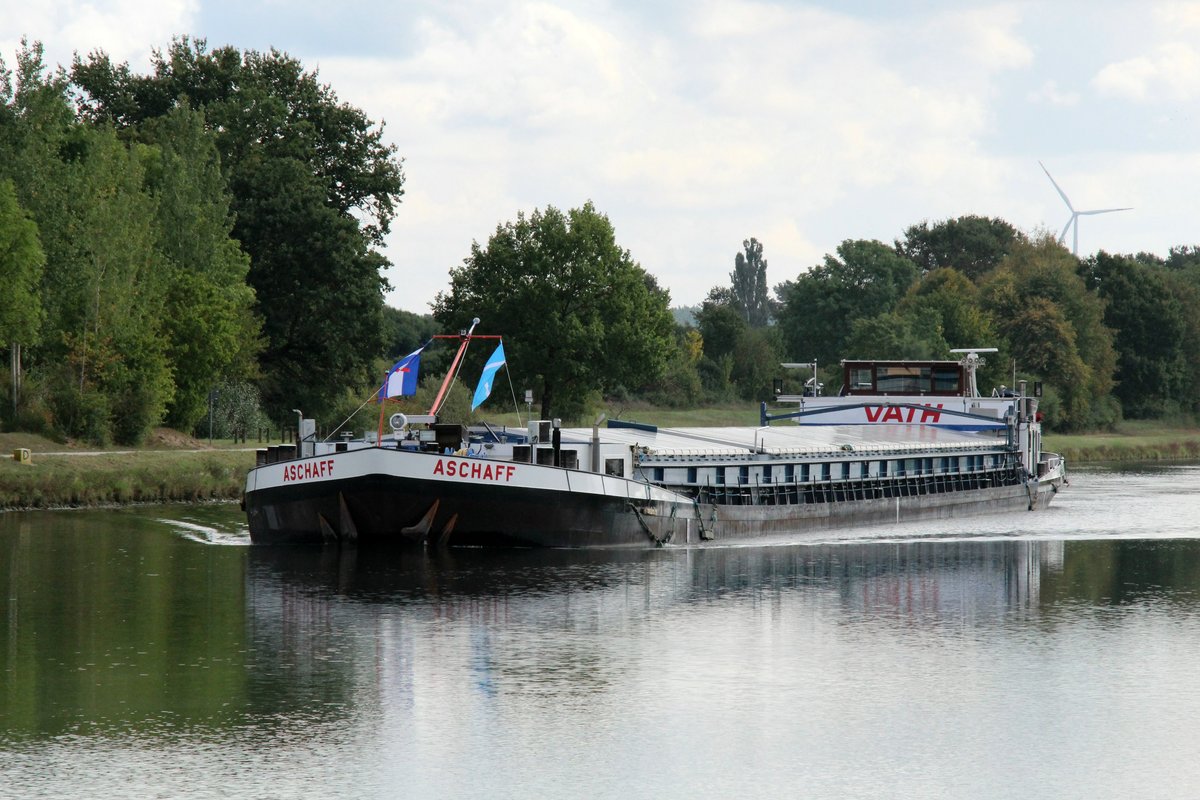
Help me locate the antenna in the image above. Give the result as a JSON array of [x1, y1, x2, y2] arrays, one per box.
[[1039, 161, 1131, 256], [949, 348, 997, 398]]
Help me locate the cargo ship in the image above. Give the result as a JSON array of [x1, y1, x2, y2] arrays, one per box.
[[243, 331, 1065, 548]]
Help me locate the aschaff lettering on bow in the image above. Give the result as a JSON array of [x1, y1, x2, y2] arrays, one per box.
[[433, 458, 517, 483], [863, 404, 944, 423], [281, 459, 336, 482]]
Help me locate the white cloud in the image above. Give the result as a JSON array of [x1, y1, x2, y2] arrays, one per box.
[[1, 0, 196, 70], [317, 1, 1045, 310], [1155, 1, 1200, 31], [1092, 42, 1200, 102], [1027, 79, 1080, 107]]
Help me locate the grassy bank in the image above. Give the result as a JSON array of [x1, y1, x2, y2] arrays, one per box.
[[1043, 420, 1200, 464], [0, 432, 254, 510]]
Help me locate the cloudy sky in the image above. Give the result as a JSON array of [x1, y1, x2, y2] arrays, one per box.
[[5, 1, 1199, 313]]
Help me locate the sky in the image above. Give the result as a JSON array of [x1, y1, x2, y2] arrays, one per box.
[[5, 1, 1199, 314]]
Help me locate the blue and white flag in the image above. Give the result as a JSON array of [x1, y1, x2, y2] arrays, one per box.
[[471, 342, 506, 411], [379, 345, 425, 400]]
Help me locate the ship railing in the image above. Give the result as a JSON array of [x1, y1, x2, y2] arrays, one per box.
[[694, 460, 1025, 507]]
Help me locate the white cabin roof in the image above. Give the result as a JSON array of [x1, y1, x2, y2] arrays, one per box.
[[561, 424, 1004, 461]]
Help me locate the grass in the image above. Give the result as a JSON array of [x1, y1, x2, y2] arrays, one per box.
[[0, 449, 254, 509], [0, 430, 257, 510], [1044, 419, 1200, 464]]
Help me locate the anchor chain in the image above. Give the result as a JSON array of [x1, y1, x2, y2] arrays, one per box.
[[628, 502, 675, 547]]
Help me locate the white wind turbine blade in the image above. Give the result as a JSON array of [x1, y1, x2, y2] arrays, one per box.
[[1059, 215, 1076, 245], [1039, 161, 1075, 211], [1077, 207, 1133, 216]]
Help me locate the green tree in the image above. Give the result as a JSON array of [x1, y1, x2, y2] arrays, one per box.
[[695, 287, 747, 361], [980, 236, 1116, 430], [0, 178, 45, 419], [143, 104, 261, 431], [842, 310, 948, 362], [1084, 252, 1187, 418], [2, 45, 172, 443], [432, 202, 675, 422], [730, 237, 773, 327], [1164, 245, 1200, 273], [897, 215, 1023, 281], [643, 327, 703, 408], [730, 326, 783, 401], [72, 38, 405, 422], [381, 307, 439, 360], [900, 269, 994, 348], [56, 127, 173, 444], [775, 239, 920, 365]]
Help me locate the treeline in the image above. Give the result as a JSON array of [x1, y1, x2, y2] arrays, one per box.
[[431, 210, 1200, 432], [0, 38, 403, 444]]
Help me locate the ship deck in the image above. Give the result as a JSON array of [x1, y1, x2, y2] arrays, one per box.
[[558, 424, 1008, 461]]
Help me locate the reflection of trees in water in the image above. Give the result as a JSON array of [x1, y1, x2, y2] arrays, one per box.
[[1042, 539, 1200, 610], [1, 511, 252, 741]]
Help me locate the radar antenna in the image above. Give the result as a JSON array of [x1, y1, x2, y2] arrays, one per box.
[[949, 348, 998, 398]]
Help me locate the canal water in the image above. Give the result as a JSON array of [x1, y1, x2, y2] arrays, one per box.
[[3, 464, 1200, 799]]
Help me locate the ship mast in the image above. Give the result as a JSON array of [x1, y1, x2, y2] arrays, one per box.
[[428, 317, 480, 416]]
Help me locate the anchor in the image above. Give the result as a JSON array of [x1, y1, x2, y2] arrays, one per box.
[[401, 499, 441, 543]]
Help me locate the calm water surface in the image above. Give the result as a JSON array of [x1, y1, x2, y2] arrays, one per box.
[[3, 464, 1200, 799]]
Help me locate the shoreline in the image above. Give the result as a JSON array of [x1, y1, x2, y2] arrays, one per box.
[[0, 444, 252, 512]]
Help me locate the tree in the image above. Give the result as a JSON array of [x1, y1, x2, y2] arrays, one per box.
[[143, 104, 261, 431], [52, 125, 173, 444], [730, 237, 773, 327], [695, 287, 747, 361], [1, 45, 172, 443], [730, 326, 783, 401], [381, 307, 439, 361], [432, 202, 675, 422], [642, 327, 703, 408], [842, 310, 948, 362], [1085, 252, 1187, 418], [0, 178, 45, 419], [897, 215, 1024, 281], [71, 38, 406, 422], [775, 239, 920, 366], [980, 236, 1116, 430], [900, 269, 993, 343]]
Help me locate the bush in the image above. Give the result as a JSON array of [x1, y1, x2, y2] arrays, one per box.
[[49, 385, 112, 445], [111, 383, 164, 445], [195, 380, 268, 440]]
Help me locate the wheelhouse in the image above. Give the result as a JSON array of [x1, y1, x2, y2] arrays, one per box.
[[841, 360, 967, 397]]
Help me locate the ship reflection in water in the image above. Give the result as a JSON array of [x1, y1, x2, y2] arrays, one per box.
[[245, 537, 1067, 724]]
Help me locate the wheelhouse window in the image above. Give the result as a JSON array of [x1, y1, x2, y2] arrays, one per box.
[[849, 367, 873, 391], [875, 366, 928, 394], [841, 360, 967, 396]]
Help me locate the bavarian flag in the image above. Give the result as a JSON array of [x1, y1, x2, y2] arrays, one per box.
[[471, 342, 506, 411]]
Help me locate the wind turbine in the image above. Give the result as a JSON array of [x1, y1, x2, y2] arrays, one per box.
[[1039, 161, 1131, 256]]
